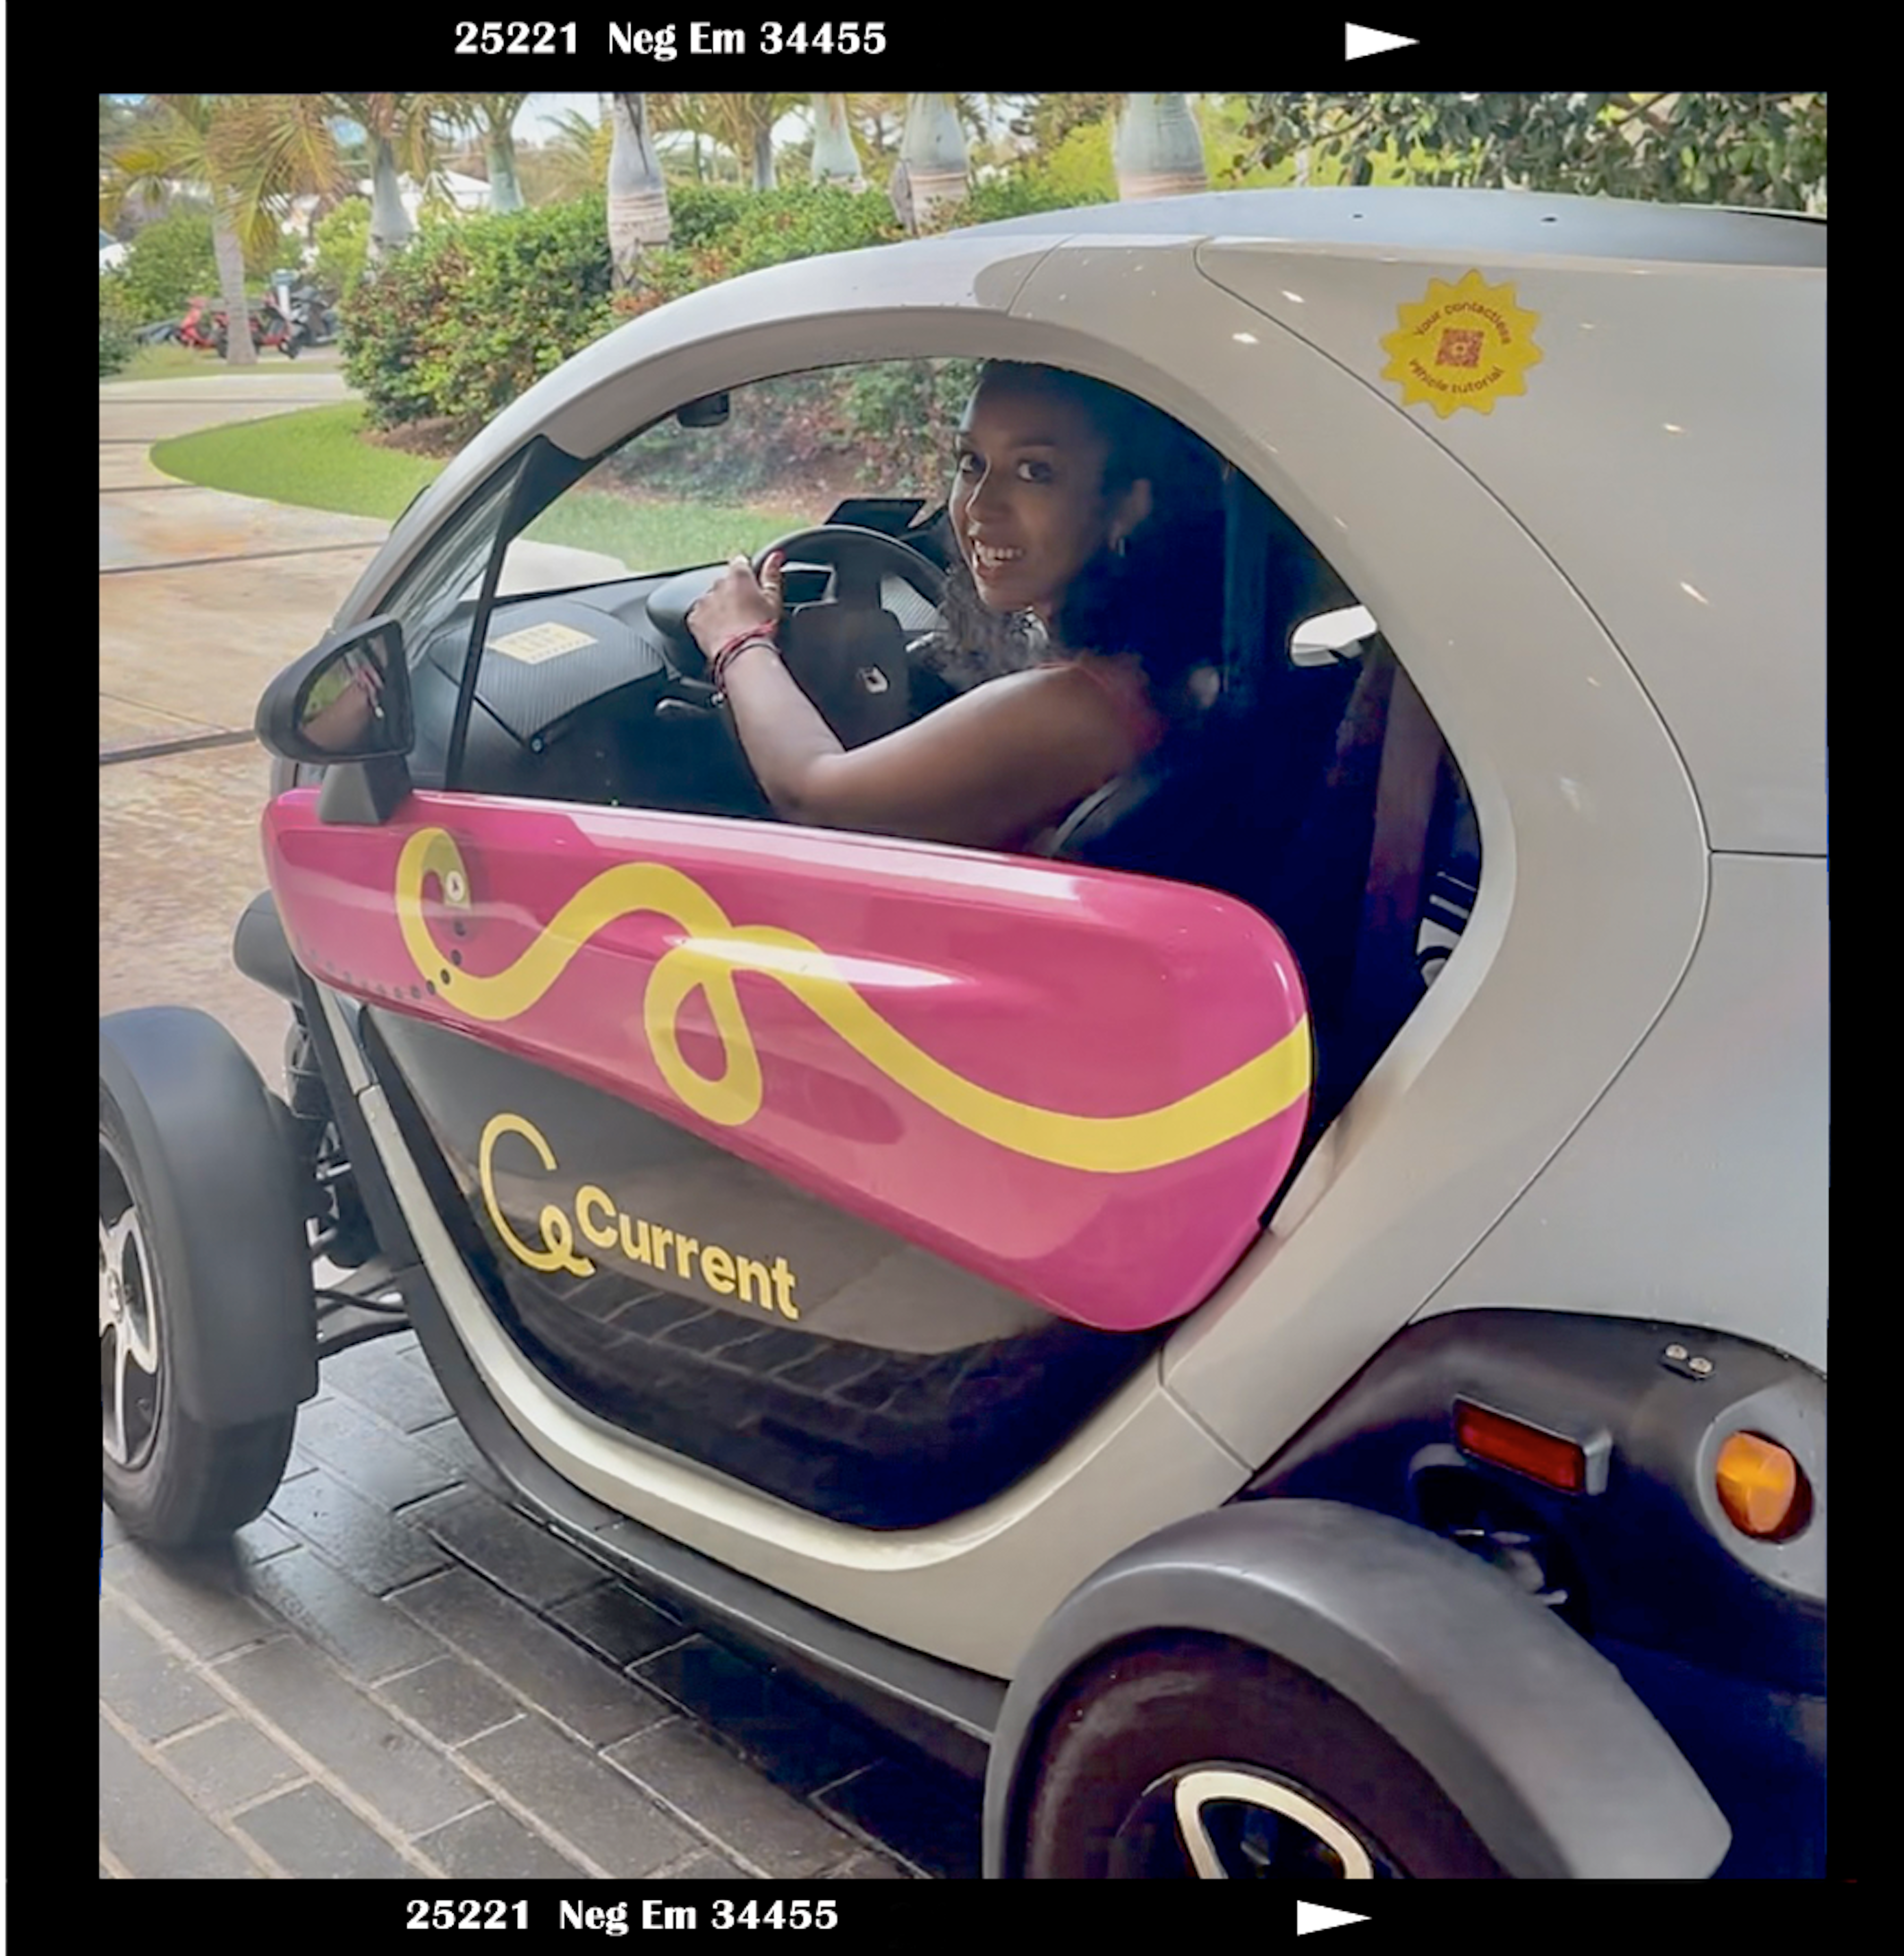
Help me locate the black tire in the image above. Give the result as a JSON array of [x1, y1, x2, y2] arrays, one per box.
[[100, 1087, 297, 1546], [1018, 1636, 1509, 1879]]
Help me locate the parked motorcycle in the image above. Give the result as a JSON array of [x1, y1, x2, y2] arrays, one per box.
[[271, 276, 340, 358], [172, 293, 298, 357]]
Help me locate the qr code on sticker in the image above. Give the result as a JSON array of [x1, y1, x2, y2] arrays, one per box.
[[1435, 328, 1485, 369]]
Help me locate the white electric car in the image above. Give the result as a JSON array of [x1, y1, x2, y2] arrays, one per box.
[[101, 189, 1826, 1880]]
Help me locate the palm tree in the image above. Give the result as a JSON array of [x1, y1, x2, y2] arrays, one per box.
[[649, 95, 743, 184], [103, 93, 340, 365], [608, 93, 671, 288], [809, 94, 864, 188], [696, 94, 801, 191], [850, 92, 908, 164], [450, 93, 531, 212], [894, 94, 971, 232], [1113, 94, 1209, 201], [326, 92, 444, 258], [536, 107, 613, 202]]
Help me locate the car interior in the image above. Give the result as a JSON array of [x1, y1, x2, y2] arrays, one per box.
[[389, 369, 1481, 1148], [330, 363, 1484, 1525]]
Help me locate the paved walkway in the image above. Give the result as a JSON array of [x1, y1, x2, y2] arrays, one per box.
[[99, 367, 984, 1881]]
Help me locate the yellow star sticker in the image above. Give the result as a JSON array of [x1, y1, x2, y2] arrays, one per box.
[[1380, 270, 1544, 418]]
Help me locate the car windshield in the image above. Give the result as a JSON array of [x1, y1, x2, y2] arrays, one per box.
[[486, 361, 981, 591], [382, 451, 534, 668]]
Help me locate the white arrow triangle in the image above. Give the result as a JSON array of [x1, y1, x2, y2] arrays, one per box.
[[1297, 1901, 1371, 1937], [1345, 21, 1419, 58]]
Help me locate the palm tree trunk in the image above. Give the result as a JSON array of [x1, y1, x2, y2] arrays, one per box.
[[608, 92, 671, 290], [810, 94, 863, 188], [211, 193, 257, 366], [751, 121, 776, 192], [368, 135, 414, 258], [1114, 93, 1209, 201], [486, 127, 524, 212], [897, 94, 968, 232]]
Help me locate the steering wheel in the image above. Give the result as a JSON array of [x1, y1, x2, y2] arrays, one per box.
[[648, 524, 947, 676], [646, 524, 949, 747]]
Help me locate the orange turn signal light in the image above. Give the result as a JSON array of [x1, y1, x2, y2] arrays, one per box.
[[1454, 1400, 1590, 1494], [1715, 1431, 1809, 1539]]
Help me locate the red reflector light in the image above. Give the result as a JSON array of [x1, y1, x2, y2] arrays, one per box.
[[1454, 1400, 1589, 1493]]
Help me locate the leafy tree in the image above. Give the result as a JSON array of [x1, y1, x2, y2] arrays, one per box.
[[115, 209, 220, 321], [312, 197, 373, 303], [1238, 92, 1826, 210], [1010, 93, 1120, 151], [526, 108, 612, 202], [849, 92, 907, 163], [100, 95, 148, 181]]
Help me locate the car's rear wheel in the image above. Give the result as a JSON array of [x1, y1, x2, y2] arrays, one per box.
[[100, 1093, 297, 1546], [1018, 1637, 1508, 1879]]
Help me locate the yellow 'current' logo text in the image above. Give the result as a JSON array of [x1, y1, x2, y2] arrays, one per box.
[[477, 1112, 799, 1319]]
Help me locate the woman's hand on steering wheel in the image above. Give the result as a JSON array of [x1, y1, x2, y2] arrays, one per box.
[[687, 551, 786, 661]]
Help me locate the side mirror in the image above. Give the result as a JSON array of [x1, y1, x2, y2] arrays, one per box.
[[1290, 604, 1379, 668], [256, 617, 413, 764]]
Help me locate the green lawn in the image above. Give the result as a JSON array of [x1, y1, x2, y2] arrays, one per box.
[[522, 493, 801, 566], [150, 402, 803, 566], [151, 404, 444, 519], [113, 342, 229, 383]]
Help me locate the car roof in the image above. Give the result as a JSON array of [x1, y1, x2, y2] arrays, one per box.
[[952, 187, 1827, 269]]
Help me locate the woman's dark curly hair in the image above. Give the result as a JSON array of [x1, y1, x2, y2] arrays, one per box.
[[916, 362, 1228, 723]]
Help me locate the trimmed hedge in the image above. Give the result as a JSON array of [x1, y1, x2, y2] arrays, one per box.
[[343, 197, 616, 432], [628, 184, 903, 308], [343, 171, 1112, 438], [312, 197, 372, 306]]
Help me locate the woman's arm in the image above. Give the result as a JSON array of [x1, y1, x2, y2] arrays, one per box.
[[690, 556, 1135, 849]]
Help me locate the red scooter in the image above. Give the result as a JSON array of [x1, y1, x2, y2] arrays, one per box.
[[174, 294, 293, 355]]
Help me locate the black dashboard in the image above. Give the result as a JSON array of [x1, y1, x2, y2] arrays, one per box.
[[408, 560, 945, 817]]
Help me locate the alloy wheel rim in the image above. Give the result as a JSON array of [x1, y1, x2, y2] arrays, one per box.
[[1111, 1763, 1389, 1879], [100, 1143, 162, 1469]]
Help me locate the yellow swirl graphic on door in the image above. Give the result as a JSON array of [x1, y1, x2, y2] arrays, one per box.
[[397, 828, 1309, 1174]]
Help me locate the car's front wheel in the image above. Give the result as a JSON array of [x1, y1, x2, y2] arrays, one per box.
[[1018, 1637, 1508, 1879], [100, 1087, 298, 1546]]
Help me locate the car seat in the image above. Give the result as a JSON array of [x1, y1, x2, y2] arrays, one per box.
[[1043, 639, 1477, 1144]]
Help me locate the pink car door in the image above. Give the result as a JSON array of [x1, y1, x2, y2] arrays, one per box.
[[267, 790, 1312, 1340]]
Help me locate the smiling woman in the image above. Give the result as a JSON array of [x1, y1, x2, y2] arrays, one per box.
[[688, 360, 1228, 851]]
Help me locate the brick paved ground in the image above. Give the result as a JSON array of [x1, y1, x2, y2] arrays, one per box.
[[100, 1332, 985, 1880]]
